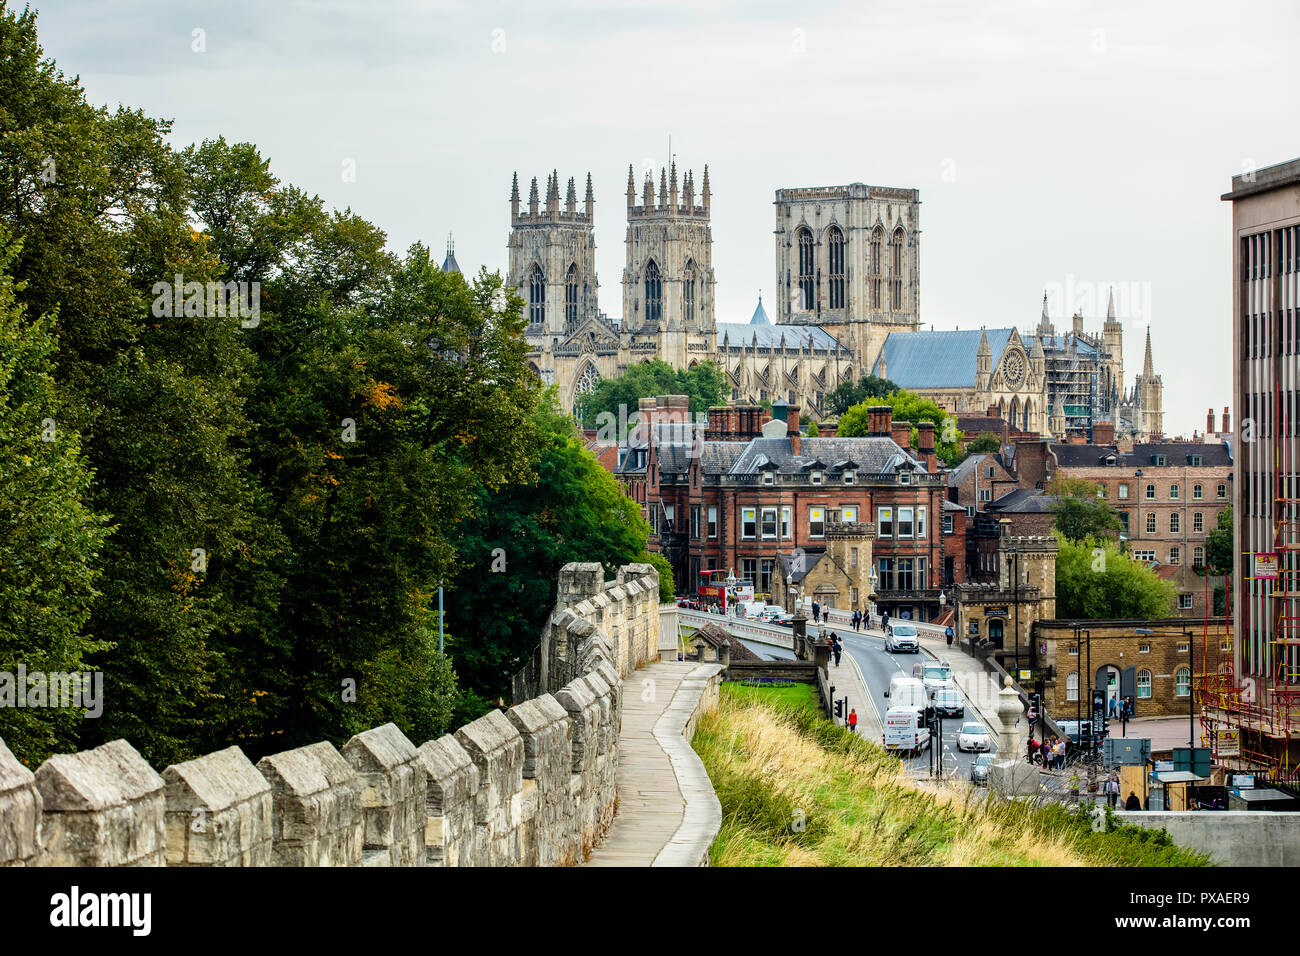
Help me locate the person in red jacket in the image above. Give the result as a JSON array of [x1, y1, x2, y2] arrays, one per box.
[[848, 708, 858, 734]]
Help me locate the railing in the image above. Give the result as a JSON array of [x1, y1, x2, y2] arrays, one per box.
[[676, 607, 794, 651]]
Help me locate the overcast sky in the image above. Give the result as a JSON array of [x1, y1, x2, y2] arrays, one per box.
[[30, 0, 1299, 438]]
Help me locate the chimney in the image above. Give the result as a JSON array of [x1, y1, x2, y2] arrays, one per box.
[[868, 405, 892, 437], [891, 420, 912, 451], [987, 404, 999, 419], [1222, 407, 1230, 435], [917, 421, 937, 473], [788, 405, 801, 455], [1207, 408, 1215, 436], [1092, 420, 1115, 446]]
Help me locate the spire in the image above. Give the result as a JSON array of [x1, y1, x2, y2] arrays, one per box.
[[1143, 326, 1154, 377], [701, 164, 711, 209], [642, 170, 654, 208], [750, 292, 770, 325], [528, 176, 539, 215], [670, 161, 678, 212], [626, 164, 636, 208], [977, 327, 991, 355], [1038, 290, 1053, 334], [658, 167, 667, 208], [684, 170, 694, 209], [547, 170, 559, 213], [510, 171, 520, 219], [585, 172, 595, 219], [440, 233, 460, 275], [565, 175, 577, 213], [1107, 286, 1116, 321]]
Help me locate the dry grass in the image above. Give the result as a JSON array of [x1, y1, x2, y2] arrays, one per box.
[[693, 683, 1212, 868]]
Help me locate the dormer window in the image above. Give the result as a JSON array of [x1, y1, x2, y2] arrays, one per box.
[[763, 471, 775, 485], [1189, 455, 1203, 466], [811, 471, 823, 485], [843, 470, 856, 485]]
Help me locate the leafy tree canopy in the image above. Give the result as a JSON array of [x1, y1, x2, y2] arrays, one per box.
[[827, 374, 898, 416], [1055, 535, 1176, 620], [838, 389, 963, 466], [577, 358, 726, 430], [1047, 475, 1123, 543]]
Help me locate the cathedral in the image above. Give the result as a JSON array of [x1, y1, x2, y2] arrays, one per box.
[[501, 166, 1163, 440]]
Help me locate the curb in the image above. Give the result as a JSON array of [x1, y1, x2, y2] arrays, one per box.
[[651, 663, 724, 867]]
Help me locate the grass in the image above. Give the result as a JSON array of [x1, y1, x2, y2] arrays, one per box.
[[693, 681, 1212, 867]]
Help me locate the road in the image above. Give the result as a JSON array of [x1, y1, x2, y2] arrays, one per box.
[[827, 626, 993, 782]]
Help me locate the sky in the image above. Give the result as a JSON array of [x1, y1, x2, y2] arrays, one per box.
[[28, 0, 1300, 439]]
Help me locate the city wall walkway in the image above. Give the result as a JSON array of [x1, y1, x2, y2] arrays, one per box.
[[585, 660, 723, 867]]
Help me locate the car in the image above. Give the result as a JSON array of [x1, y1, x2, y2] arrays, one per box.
[[757, 604, 787, 623], [772, 613, 796, 627], [956, 722, 991, 753], [932, 686, 964, 718], [921, 660, 954, 695], [969, 753, 994, 786], [884, 622, 920, 653]]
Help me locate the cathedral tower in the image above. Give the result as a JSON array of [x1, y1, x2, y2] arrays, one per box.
[[508, 170, 599, 338], [622, 163, 715, 367], [1133, 327, 1164, 439]]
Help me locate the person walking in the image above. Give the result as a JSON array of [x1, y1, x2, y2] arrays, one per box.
[[1108, 695, 1117, 718], [881, 611, 890, 635], [832, 635, 842, 667], [945, 624, 954, 647], [1105, 773, 1120, 809], [851, 609, 860, 631], [848, 707, 858, 734], [1124, 790, 1141, 811], [812, 600, 820, 624]]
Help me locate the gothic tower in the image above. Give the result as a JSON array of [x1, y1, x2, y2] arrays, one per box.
[[1102, 286, 1125, 417], [976, 328, 992, 391], [508, 170, 598, 339], [1134, 326, 1164, 440], [622, 163, 716, 368]]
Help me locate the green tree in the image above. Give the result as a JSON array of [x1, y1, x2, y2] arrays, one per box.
[[957, 431, 1003, 461], [577, 358, 726, 430], [827, 373, 898, 416], [1206, 505, 1232, 576], [643, 550, 677, 603], [838, 389, 962, 465], [445, 389, 651, 708], [806, 421, 819, 437], [1046, 475, 1123, 543], [0, 228, 110, 766], [1055, 535, 1176, 620]]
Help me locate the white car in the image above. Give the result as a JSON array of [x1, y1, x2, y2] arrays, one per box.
[[757, 605, 787, 623], [885, 622, 920, 653], [956, 722, 991, 753]]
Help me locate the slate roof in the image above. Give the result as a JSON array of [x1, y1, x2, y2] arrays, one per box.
[[727, 436, 923, 476], [986, 490, 1057, 513], [777, 548, 826, 585], [948, 453, 1008, 488], [873, 329, 1015, 389], [957, 414, 1009, 433], [716, 322, 847, 351], [1050, 441, 1233, 469]]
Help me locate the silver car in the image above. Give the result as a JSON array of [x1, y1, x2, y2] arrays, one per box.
[[970, 753, 994, 785]]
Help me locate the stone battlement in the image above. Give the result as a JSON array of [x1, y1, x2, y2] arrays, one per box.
[[0, 561, 659, 868]]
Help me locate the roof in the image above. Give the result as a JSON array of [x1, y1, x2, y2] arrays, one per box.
[[1051, 441, 1234, 469], [957, 414, 1009, 433], [948, 453, 1010, 488], [690, 623, 761, 661], [943, 498, 966, 512], [778, 548, 826, 585], [1035, 333, 1098, 357], [716, 323, 847, 351], [728, 436, 923, 476], [986, 490, 1057, 513], [750, 295, 770, 325], [873, 329, 1014, 389]]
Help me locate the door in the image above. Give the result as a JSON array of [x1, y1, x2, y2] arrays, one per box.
[[1097, 666, 1119, 711], [988, 618, 1005, 648]]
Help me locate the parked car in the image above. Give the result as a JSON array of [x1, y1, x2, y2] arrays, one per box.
[[932, 686, 964, 718], [956, 722, 991, 753], [884, 622, 920, 653], [758, 604, 787, 623], [969, 753, 994, 786]]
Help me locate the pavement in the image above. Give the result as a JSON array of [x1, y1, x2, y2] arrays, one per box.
[[585, 660, 721, 867]]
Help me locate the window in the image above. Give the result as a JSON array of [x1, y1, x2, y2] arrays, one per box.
[[1193, 545, 1204, 567], [1193, 483, 1203, 500], [1066, 673, 1079, 701], [1220, 640, 1231, 652], [850, 547, 858, 569], [781, 507, 791, 539], [683, 260, 697, 324], [841, 506, 858, 523], [870, 226, 883, 309], [987, 466, 995, 479], [1097, 484, 1107, 498], [1178, 642, 1189, 653], [943, 513, 954, 534], [564, 264, 578, 325], [644, 259, 662, 323], [810, 507, 825, 537], [878, 558, 894, 590], [1175, 668, 1191, 698], [898, 507, 914, 538], [1146, 513, 1157, 534], [1118, 483, 1129, 500], [1189, 455, 1202, 467], [897, 558, 915, 590], [1119, 511, 1130, 534], [1170, 483, 1180, 500], [1137, 670, 1152, 698], [890, 227, 905, 309], [528, 264, 545, 324], [827, 226, 845, 310], [810, 471, 823, 485], [1154, 455, 1167, 467], [916, 507, 927, 540], [1133, 549, 1155, 561], [691, 506, 700, 539], [742, 558, 756, 589], [1170, 513, 1181, 533], [1179, 594, 1194, 609], [1170, 546, 1181, 565], [1068, 645, 1079, 656], [707, 506, 717, 538], [763, 471, 774, 485], [878, 507, 893, 538], [851, 586, 859, 607], [761, 507, 778, 539], [796, 228, 815, 311], [979, 488, 992, 502], [1217, 483, 1227, 499], [843, 470, 856, 485], [1146, 483, 1156, 499], [1139, 644, 1150, 654], [1190, 512, 1204, 534], [760, 559, 774, 594], [741, 507, 756, 539]]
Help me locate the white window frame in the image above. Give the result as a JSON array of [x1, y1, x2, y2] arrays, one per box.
[[916, 506, 927, 540], [898, 507, 914, 538], [707, 506, 718, 539], [1066, 673, 1080, 701], [1137, 670, 1152, 698], [741, 507, 756, 540], [781, 506, 791, 539], [809, 507, 825, 538], [877, 506, 893, 538], [761, 507, 778, 539], [1175, 668, 1190, 698], [1118, 483, 1129, 500]]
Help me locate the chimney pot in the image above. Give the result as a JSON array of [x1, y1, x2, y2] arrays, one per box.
[[891, 420, 912, 451]]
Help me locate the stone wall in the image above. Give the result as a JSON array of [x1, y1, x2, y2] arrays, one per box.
[[0, 561, 660, 867], [1117, 811, 1300, 866]]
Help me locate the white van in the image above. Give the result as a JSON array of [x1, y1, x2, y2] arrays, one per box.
[[883, 707, 931, 756], [884, 675, 928, 719], [736, 601, 764, 621]]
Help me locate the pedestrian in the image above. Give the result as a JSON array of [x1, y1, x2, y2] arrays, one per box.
[[945, 624, 954, 647], [1124, 790, 1141, 811], [1108, 696, 1117, 718], [832, 636, 842, 667], [851, 609, 860, 631], [812, 600, 820, 624], [882, 611, 890, 634], [1105, 774, 1120, 809], [1055, 737, 1067, 770], [1027, 736, 1039, 765], [848, 707, 858, 734]]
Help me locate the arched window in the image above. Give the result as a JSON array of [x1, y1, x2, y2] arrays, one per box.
[[1066, 672, 1080, 701], [827, 226, 845, 310], [528, 264, 545, 324], [890, 227, 905, 310], [870, 226, 884, 309], [1137, 669, 1152, 698], [644, 259, 662, 323], [796, 227, 815, 311], [1175, 668, 1190, 698], [683, 259, 697, 325], [564, 263, 578, 326]]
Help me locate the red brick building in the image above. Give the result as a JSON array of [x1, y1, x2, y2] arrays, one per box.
[[617, 397, 964, 621]]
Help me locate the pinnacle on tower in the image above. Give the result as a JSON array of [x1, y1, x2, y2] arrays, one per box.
[[510, 171, 520, 218], [643, 170, 654, 208], [585, 172, 595, 218], [658, 167, 667, 209], [626, 164, 636, 208], [1107, 286, 1116, 321], [670, 161, 678, 212], [701, 164, 711, 208], [529, 176, 539, 214], [1143, 325, 1154, 377], [684, 170, 694, 209], [547, 170, 560, 212], [566, 176, 577, 213]]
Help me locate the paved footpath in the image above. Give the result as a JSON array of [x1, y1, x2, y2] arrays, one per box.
[[585, 660, 721, 867]]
